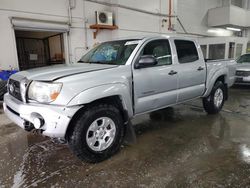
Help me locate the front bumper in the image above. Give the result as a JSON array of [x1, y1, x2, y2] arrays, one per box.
[[235, 76, 250, 85], [3, 93, 81, 138]]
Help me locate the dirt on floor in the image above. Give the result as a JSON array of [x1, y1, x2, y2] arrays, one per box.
[[1, 86, 250, 187]]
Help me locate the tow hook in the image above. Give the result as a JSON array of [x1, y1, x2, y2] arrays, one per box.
[[23, 121, 34, 132]]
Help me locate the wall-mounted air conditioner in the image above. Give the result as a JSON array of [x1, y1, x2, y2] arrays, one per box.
[[95, 11, 113, 26]]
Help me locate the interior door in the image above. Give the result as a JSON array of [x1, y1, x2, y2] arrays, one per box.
[[174, 40, 206, 102], [133, 39, 178, 114]]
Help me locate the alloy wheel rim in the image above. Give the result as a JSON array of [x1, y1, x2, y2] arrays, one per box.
[[86, 117, 116, 152], [214, 88, 223, 108]]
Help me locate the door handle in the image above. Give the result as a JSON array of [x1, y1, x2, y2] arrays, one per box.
[[197, 66, 204, 71], [168, 70, 177, 75]]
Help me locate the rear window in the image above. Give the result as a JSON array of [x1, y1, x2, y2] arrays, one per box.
[[174, 40, 199, 63]]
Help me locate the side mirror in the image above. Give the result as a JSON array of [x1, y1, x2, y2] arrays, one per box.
[[135, 55, 158, 69]]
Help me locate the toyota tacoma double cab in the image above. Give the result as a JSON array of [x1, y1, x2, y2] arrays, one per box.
[[3, 36, 236, 163]]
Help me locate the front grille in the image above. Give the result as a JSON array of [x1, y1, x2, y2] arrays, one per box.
[[235, 77, 243, 83], [236, 70, 250, 77], [8, 79, 22, 101]]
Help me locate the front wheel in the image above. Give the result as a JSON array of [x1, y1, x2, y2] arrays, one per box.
[[203, 81, 226, 114], [67, 104, 125, 163]]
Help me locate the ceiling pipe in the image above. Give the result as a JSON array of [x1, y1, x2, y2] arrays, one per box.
[[176, 17, 188, 33], [67, 0, 76, 63], [68, 0, 76, 26], [83, 0, 88, 50], [68, 0, 72, 26], [168, 0, 172, 30]]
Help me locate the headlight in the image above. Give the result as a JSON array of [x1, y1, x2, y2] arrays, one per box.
[[28, 81, 62, 103]]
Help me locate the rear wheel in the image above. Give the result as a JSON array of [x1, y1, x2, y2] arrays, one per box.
[[67, 104, 125, 163], [203, 81, 226, 114]]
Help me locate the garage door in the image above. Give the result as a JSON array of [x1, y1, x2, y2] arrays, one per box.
[[11, 17, 70, 32]]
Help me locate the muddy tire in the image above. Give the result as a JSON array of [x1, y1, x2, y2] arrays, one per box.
[[0, 81, 7, 101], [203, 81, 226, 114], [67, 104, 125, 163]]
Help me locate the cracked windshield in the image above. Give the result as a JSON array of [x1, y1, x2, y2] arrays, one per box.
[[78, 40, 139, 65]]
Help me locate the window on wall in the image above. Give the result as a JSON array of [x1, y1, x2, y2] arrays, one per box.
[[236, 44, 243, 58], [228, 42, 235, 59], [200, 45, 207, 59], [222, 0, 230, 6], [247, 0, 250, 9], [209, 44, 226, 60], [246, 42, 250, 53], [174, 40, 199, 63], [231, 0, 244, 8]]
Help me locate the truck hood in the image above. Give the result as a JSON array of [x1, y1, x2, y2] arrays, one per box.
[[13, 63, 118, 81], [236, 64, 250, 71]]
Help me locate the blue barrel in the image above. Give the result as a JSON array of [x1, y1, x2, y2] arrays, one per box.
[[0, 70, 18, 81]]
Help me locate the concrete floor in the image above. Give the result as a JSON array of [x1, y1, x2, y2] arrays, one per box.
[[1, 86, 250, 187]]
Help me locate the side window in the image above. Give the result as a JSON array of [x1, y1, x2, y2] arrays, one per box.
[[175, 40, 199, 63], [142, 40, 172, 66]]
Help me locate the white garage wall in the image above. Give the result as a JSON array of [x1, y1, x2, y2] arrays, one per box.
[[117, 0, 161, 13], [0, 0, 68, 16], [112, 0, 177, 38], [0, 0, 233, 70], [0, 12, 19, 70], [0, 0, 115, 69]]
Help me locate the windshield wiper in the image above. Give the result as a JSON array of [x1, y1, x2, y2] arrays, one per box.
[[78, 60, 104, 64], [78, 60, 119, 65], [88, 61, 103, 64], [77, 60, 86, 63], [88, 61, 117, 65]]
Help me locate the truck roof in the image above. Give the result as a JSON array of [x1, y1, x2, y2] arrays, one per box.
[[111, 35, 196, 42]]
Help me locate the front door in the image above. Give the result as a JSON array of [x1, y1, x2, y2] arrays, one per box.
[[133, 39, 178, 114]]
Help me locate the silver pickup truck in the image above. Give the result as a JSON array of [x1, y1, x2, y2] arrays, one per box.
[[3, 36, 236, 163], [235, 53, 250, 85]]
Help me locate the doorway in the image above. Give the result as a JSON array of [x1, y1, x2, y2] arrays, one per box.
[[15, 30, 65, 70]]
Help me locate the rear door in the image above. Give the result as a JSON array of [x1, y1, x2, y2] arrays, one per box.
[[133, 39, 178, 114], [173, 39, 206, 102]]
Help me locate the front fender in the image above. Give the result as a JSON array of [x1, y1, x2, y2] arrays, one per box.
[[67, 83, 133, 118]]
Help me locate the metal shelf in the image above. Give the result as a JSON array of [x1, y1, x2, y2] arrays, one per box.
[[89, 24, 118, 39]]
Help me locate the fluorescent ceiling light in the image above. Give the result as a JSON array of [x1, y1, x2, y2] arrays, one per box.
[[207, 28, 233, 36], [226, 27, 241, 32]]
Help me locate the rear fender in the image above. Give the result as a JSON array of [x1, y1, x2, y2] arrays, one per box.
[[203, 68, 228, 97]]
